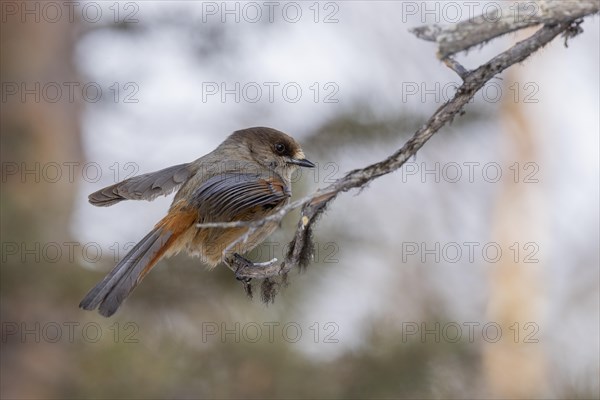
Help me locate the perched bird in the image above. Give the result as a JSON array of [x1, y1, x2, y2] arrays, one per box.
[[79, 127, 314, 317]]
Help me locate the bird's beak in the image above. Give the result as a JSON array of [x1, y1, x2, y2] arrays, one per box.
[[288, 157, 315, 168]]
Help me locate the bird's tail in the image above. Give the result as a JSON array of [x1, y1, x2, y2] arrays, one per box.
[[79, 206, 196, 317]]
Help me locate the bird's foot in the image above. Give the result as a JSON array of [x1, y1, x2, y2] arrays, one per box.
[[232, 253, 254, 298], [232, 253, 253, 280], [229, 254, 279, 299]]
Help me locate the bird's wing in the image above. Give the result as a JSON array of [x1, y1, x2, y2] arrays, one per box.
[[88, 163, 193, 207], [191, 172, 290, 221]]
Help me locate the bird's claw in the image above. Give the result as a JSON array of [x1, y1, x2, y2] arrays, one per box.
[[232, 253, 253, 282], [231, 254, 253, 298]]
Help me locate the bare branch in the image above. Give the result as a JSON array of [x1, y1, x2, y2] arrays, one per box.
[[410, 0, 599, 60], [200, 5, 597, 301]]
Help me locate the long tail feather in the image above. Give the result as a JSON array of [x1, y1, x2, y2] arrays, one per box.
[[79, 204, 197, 317], [79, 228, 172, 317]]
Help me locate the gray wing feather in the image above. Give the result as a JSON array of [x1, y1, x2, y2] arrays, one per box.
[[192, 173, 289, 220], [89, 163, 193, 207]]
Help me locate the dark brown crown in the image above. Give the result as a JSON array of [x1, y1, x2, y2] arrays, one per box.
[[229, 126, 302, 159]]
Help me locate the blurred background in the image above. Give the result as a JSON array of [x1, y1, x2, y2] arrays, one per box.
[[1, 1, 598, 399]]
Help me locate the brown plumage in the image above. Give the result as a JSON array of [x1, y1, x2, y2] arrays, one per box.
[[80, 127, 314, 317]]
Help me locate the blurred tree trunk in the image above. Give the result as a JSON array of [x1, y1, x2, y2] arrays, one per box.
[[0, 9, 82, 400], [484, 30, 547, 398], [1, 8, 82, 244]]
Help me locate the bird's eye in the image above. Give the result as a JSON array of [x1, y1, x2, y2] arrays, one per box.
[[275, 143, 286, 154]]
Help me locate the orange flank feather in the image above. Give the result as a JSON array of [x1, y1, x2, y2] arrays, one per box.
[[139, 204, 198, 281]]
